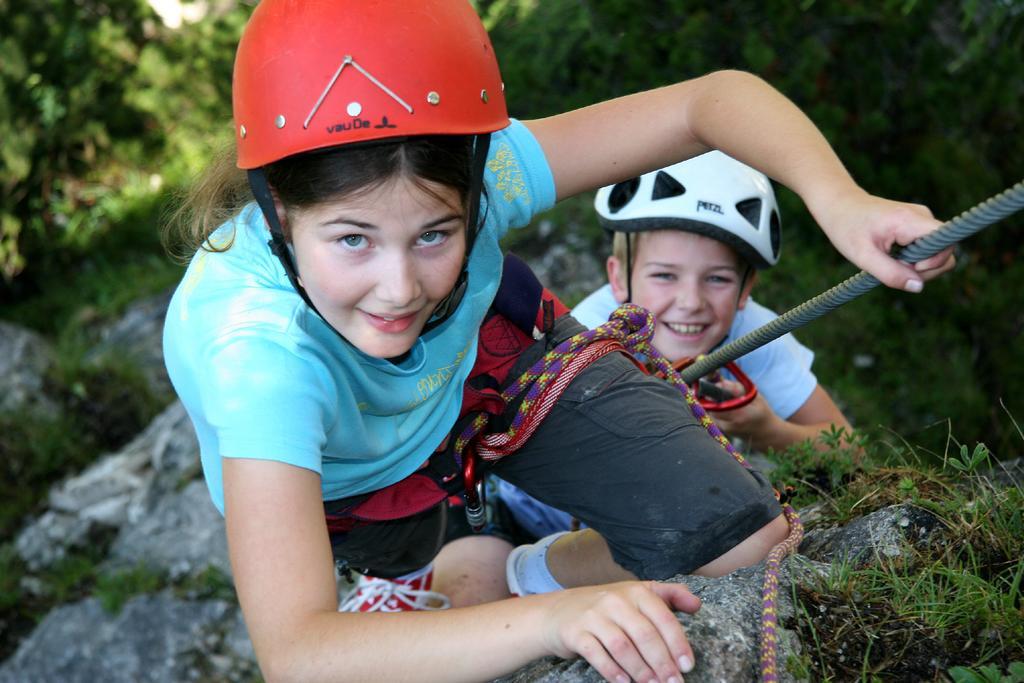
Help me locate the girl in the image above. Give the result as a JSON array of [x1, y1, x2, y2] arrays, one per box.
[[163, 1, 953, 681]]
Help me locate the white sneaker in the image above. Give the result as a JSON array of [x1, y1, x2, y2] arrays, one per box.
[[339, 570, 451, 612]]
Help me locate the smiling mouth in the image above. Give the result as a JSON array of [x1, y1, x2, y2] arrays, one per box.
[[362, 309, 420, 333], [665, 322, 707, 335], [374, 312, 416, 322]]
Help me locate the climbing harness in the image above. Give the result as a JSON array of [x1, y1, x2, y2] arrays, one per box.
[[681, 179, 1024, 384]]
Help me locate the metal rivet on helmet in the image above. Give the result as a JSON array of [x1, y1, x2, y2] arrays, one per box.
[[347, 102, 363, 117], [480, 89, 488, 103], [239, 125, 247, 139], [426, 91, 441, 106], [274, 115, 286, 129]]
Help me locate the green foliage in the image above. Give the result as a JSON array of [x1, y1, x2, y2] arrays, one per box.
[[950, 662, 1024, 683], [794, 439, 1024, 678], [0, 0, 252, 310], [176, 566, 236, 603], [0, 0, 158, 281], [95, 564, 166, 614], [762, 425, 866, 507], [0, 409, 93, 538], [0, 545, 23, 613], [948, 442, 993, 473]]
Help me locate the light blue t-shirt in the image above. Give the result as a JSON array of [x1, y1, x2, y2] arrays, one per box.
[[496, 282, 817, 539], [163, 120, 555, 514]]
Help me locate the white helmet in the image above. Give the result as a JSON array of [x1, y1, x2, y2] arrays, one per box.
[[594, 151, 781, 268]]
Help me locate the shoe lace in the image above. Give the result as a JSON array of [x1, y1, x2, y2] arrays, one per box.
[[339, 575, 451, 612]]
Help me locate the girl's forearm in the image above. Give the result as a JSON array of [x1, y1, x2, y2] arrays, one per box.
[[262, 597, 553, 683]]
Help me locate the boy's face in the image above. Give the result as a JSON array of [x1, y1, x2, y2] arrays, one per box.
[[608, 230, 755, 364]]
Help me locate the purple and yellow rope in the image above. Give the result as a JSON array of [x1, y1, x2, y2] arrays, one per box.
[[456, 303, 803, 681]]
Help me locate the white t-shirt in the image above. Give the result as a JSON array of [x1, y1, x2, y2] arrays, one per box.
[[571, 284, 816, 419]]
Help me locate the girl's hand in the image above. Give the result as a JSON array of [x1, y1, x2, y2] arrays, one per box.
[[811, 189, 956, 293], [541, 581, 701, 683]]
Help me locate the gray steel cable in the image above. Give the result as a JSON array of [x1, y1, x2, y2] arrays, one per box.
[[680, 180, 1024, 384]]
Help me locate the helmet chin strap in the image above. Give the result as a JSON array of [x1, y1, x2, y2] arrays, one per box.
[[422, 133, 490, 334], [246, 133, 492, 341], [248, 167, 317, 312], [625, 232, 634, 303]]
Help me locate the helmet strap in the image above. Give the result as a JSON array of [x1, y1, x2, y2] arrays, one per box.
[[736, 264, 754, 306], [421, 132, 491, 334], [248, 168, 320, 314], [625, 232, 634, 303]]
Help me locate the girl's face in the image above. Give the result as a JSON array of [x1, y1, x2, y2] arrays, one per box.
[[288, 175, 466, 358], [608, 230, 755, 364]]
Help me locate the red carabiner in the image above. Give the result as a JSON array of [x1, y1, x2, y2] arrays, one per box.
[[663, 358, 758, 412]]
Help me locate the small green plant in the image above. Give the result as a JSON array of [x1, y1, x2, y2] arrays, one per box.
[[94, 564, 166, 614], [177, 565, 236, 602], [40, 553, 102, 605], [897, 475, 919, 498], [764, 425, 867, 509], [949, 662, 1024, 683], [947, 443, 993, 474]]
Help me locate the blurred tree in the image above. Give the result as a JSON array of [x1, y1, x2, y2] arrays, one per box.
[[0, 0, 253, 299], [0, 0, 157, 284]]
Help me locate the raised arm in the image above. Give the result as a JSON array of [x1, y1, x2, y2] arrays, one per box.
[[223, 458, 700, 683], [524, 70, 954, 292]]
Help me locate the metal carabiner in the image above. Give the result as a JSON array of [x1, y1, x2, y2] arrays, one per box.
[[462, 449, 487, 532]]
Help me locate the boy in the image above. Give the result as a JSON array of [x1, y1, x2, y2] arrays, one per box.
[[497, 151, 851, 545]]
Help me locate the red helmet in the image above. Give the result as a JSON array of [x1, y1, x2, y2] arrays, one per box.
[[233, 0, 510, 169]]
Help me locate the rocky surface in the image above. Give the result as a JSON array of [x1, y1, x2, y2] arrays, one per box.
[[0, 320, 59, 417]]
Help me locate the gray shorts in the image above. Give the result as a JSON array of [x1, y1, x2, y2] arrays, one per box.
[[490, 339, 781, 579], [333, 316, 781, 580]]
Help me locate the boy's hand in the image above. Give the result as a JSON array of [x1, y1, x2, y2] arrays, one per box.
[[541, 581, 701, 683], [811, 189, 956, 293], [706, 379, 778, 440]]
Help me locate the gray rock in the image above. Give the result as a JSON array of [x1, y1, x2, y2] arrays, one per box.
[[497, 559, 822, 683], [108, 479, 229, 580], [0, 592, 256, 683], [0, 320, 58, 417], [15, 401, 201, 572], [798, 503, 946, 567], [84, 289, 174, 399], [527, 242, 606, 306], [982, 457, 1024, 489]]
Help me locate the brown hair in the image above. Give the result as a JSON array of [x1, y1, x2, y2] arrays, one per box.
[[164, 136, 475, 261]]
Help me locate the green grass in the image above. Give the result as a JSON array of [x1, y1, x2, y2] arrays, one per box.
[[783, 431, 1024, 680], [95, 564, 167, 614]]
